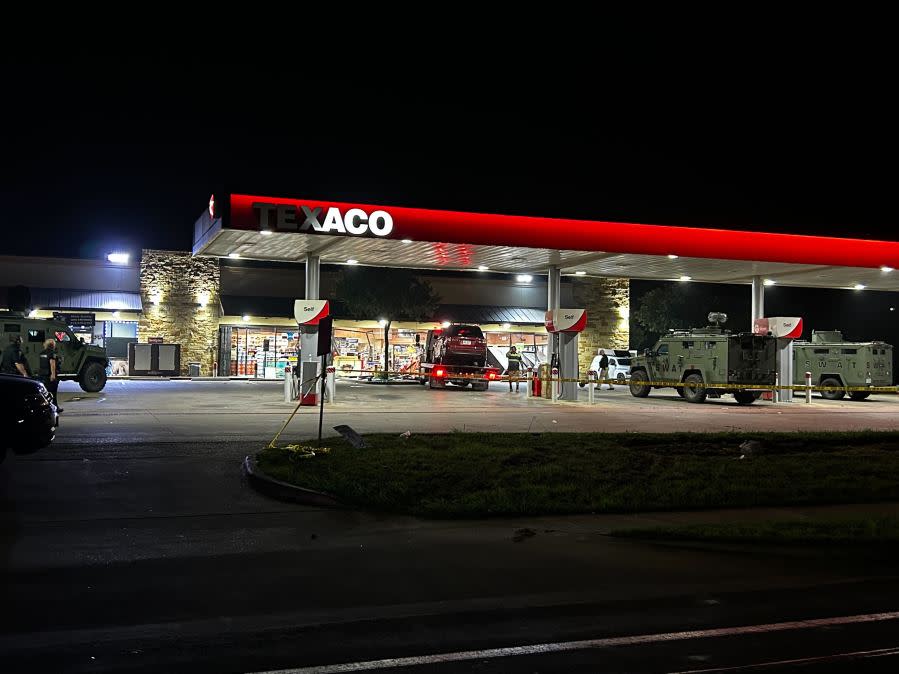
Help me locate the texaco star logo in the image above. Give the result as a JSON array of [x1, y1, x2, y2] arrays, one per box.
[[209, 194, 215, 218]]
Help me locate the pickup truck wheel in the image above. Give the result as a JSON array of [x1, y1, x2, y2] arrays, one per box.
[[849, 391, 871, 401], [629, 369, 651, 398], [79, 361, 107, 393], [682, 374, 707, 403], [819, 377, 845, 400]]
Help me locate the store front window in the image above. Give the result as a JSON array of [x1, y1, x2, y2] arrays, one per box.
[[333, 328, 428, 376], [229, 326, 299, 378]]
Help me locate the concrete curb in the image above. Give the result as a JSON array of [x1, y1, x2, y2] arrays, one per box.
[[243, 455, 344, 508]]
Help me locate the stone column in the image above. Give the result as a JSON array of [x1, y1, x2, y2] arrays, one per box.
[[570, 277, 630, 375], [138, 250, 221, 375]]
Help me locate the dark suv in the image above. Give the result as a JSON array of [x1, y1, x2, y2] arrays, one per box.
[[0, 374, 58, 463]]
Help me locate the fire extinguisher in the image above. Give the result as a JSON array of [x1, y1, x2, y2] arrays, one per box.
[[532, 368, 541, 397]]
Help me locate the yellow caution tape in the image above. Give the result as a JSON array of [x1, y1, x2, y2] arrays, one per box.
[[324, 367, 896, 394]]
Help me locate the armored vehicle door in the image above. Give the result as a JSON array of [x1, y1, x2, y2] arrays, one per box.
[[655, 342, 671, 381]]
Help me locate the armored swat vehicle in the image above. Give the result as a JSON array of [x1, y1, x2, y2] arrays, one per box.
[[629, 313, 777, 404], [793, 330, 893, 401], [0, 313, 109, 392]]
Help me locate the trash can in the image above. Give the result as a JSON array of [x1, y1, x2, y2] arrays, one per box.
[[188, 362, 201, 377]]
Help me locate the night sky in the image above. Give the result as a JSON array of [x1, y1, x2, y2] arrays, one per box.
[[1, 57, 896, 342]]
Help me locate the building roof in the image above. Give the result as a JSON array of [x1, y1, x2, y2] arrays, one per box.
[[29, 288, 142, 312], [192, 194, 899, 292]]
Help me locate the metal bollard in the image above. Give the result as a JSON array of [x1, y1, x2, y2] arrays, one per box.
[[526, 368, 534, 398], [326, 365, 336, 403], [551, 367, 559, 402], [284, 366, 297, 402], [773, 371, 780, 403], [587, 369, 596, 404], [805, 371, 812, 404]]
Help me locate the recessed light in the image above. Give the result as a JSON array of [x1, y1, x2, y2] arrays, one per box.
[[763, 279, 776, 286], [378, 319, 388, 327], [260, 230, 273, 236], [502, 323, 511, 329], [882, 266, 894, 273], [516, 274, 533, 282], [28, 309, 38, 318], [441, 321, 451, 328], [477, 265, 489, 271], [679, 275, 692, 282], [891, 307, 896, 312], [346, 259, 358, 265], [853, 283, 866, 290], [575, 271, 587, 276], [667, 254, 679, 260], [242, 315, 251, 321], [107, 252, 130, 264], [401, 239, 412, 244], [228, 252, 240, 258], [112, 311, 121, 318]]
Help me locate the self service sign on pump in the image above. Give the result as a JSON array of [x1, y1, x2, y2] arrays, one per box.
[[294, 299, 330, 325]]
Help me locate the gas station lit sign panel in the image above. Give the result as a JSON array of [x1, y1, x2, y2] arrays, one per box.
[[251, 202, 393, 237]]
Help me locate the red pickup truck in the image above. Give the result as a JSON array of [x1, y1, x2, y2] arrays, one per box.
[[419, 324, 498, 391]]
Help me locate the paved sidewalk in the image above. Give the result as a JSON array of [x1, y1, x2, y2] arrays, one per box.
[[519, 501, 899, 536]]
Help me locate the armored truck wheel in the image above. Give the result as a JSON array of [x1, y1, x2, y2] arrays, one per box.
[[733, 391, 759, 405], [819, 377, 845, 400], [682, 373, 707, 403], [79, 361, 107, 393], [628, 369, 651, 398], [849, 391, 871, 401]]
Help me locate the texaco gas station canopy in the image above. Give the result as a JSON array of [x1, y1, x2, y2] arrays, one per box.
[[193, 194, 899, 290]]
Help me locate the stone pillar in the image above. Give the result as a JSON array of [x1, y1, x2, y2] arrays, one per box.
[[138, 250, 221, 376], [570, 277, 630, 375]]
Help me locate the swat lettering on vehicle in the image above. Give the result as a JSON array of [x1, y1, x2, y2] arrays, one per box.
[[793, 330, 893, 401], [252, 203, 393, 237]]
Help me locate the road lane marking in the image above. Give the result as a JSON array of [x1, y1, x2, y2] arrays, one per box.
[[247, 610, 899, 673], [671, 646, 899, 672]]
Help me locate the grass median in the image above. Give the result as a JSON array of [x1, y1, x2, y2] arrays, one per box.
[[255, 431, 899, 518]]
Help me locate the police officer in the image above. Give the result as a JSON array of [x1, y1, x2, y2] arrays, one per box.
[[598, 349, 614, 390], [506, 345, 523, 392], [38, 338, 63, 411], [1, 335, 29, 377]]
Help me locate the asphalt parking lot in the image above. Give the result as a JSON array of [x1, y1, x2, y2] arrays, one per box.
[[49, 377, 899, 444]]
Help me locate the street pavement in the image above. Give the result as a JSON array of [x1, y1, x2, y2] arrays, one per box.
[[1, 380, 899, 671], [48, 378, 899, 445]]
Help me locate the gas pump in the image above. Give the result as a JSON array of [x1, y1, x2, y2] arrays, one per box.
[[545, 308, 587, 401], [294, 299, 330, 405], [753, 316, 803, 402]]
